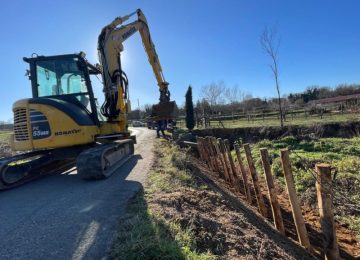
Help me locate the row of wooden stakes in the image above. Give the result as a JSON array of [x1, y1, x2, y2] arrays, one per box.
[[195, 136, 340, 260]]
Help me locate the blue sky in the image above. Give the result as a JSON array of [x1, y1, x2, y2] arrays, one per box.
[[1, 0, 360, 121]]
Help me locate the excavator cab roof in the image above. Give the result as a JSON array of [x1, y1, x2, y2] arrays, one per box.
[[23, 53, 101, 75]]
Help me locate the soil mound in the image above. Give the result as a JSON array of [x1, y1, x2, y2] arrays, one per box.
[[150, 187, 314, 259]]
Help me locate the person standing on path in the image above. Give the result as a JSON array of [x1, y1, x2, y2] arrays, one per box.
[[156, 120, 166, 138]]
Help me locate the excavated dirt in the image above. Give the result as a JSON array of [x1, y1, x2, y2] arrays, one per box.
[[147, 153, 315, 259], [149, 187, 314, 259]]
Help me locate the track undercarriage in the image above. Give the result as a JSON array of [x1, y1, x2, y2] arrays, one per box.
[[0, 139, 134, 191]]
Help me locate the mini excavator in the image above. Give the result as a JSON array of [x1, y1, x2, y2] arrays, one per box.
[[0, 9, 177, 190]]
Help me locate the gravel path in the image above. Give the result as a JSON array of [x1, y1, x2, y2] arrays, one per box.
[[0, 127, 155, 260]]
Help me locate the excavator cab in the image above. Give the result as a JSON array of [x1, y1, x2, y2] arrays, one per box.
[[24, 54, 102, 125]]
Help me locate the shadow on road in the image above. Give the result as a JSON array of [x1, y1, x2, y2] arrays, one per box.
[[0, 154, 145, 260]]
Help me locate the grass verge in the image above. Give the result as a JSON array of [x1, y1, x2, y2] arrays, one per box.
[[110, 140, 216, 260]]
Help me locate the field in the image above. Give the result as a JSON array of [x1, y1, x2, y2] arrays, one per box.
[[0, 131, 11, 142], [177, 112, 359, 129]]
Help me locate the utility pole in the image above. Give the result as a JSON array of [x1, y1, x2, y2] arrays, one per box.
[[137, 98, 141, 119]]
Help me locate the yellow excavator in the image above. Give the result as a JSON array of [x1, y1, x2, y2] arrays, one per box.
[[0, 9, 177, 190]]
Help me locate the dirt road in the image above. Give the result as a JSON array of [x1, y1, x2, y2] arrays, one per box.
[[0, 127, 155, 260]]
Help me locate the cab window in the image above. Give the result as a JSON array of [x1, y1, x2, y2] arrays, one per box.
[[36, 58, 91, 111]]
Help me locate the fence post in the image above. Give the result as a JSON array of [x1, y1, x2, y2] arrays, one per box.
[[211, 137, 224, 179], [224, 139, 240, 190], [315, 163, 340, 260], [210, 137, 222, 177], [234, 143, 252, 204], [219, 139, 235, 185], [260, 148, 285, 235], [205, 136, 218, 173], [196, 136, 205, 161], [243, 143, 268, 217], [280, 149, 311, 250], [205, 136, 216, 171], [199, 137, 212, 170], [217, 138, 231, 182]]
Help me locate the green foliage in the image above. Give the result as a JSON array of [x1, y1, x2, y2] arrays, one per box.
[[185, 86, 195, 131], [339, 216, 360, 240], [252, 136, 360, 183]]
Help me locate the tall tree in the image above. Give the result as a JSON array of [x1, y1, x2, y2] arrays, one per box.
[[185, 85, 195, 131], [260, 26, 284, 127]]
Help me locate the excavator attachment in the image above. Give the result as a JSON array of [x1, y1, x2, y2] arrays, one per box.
[[151, 101, 178, 120]]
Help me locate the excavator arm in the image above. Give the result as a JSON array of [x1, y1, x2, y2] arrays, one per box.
[[97, 9, 171, 121]]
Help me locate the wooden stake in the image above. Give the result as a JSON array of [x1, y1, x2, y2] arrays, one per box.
[[315, 163, 340, 260], [208, 136, 221, 175], [280, 149, 311, 250], [196, 136, 205, 160], [219, 139, 235, 185], [224, 139, 240, 191], [260, 148, 285, 235], [204, 137, 215, 171], [211, 137, 224, 179], [234, 143, 252, 204], [217, 138, 231, 182], [208, 136, 220, 173], [205, 136, 216, 172], [243, 143, 268, 217], [199, 137, 212, 170]]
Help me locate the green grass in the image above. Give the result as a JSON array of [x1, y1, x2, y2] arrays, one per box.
[[247, 136, 360, 186], [177, 112, 359, 129], [0, 131, 11, 141], [110, 140, 216, 260], [233, 136, 360, 238], [110, 193, 198, 260]]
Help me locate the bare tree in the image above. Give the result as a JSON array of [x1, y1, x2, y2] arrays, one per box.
[[260, 26, 284, 127], [142, 104, 153, 117], [224, 84, 242, 121], [200, 81, 226, 107], [224, 84, 241, 104]]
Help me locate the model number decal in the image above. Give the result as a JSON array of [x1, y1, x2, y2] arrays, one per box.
[[32, 123, 51, 140], [55, 129, 81, 136], [33, 130, 50, 137]]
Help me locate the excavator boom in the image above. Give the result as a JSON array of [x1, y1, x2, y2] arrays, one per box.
[[98, 9, 176, 121]]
